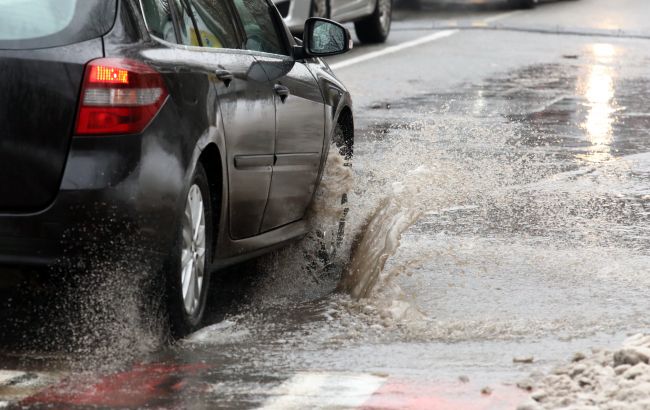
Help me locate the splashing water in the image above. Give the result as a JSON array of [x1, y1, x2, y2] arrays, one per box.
[[339, 167, 433, 299], [330, 110, 512, 325], [250, 146, 354, 305], [21, 227, 170, 372]]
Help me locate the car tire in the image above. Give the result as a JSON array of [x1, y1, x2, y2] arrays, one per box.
[[315, 122, 353, 267], [354, 0, 392, 44], [310, 0, 330, 18], [332, 122, 353, 254], [166, 163, 213, 338], [508, 0, 537, 8]]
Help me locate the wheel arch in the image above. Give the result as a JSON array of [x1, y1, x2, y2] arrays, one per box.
[[335, 105, 354, 159], [197, 143, 225, 263], [309, 101, 354, 209]]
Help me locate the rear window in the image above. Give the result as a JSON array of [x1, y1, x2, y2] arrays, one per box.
[[0, 0, 117, 50]]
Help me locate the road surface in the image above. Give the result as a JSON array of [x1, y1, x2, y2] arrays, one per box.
[[1, 0, 649, 408]]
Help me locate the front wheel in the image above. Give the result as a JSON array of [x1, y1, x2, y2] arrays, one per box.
[[166, 163, 213, 337], [354, 0, 392, 44], [313, 123, 353, 268]]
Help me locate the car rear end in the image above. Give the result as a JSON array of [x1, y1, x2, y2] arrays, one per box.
[[0, 0, 182, 271]]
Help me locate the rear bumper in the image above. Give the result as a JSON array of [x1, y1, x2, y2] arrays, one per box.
[[0, 187, 176, 268], [0, 114, 187, 269]]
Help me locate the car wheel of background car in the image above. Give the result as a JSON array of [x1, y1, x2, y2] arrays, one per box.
[[508, 0, 537, 8], [354, 0, 392, 44], [310, 0, 330, 18], [166, 163, 213, 337]]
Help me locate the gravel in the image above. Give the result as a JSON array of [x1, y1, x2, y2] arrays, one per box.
[[519, 334, 650, 410]]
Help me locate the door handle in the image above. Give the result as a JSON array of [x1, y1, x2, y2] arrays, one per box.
[[215, 70, 233, 87], [273, 84, 290, 103]]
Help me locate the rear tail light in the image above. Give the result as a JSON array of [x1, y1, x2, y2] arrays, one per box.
[[75, 58, 168, 135]]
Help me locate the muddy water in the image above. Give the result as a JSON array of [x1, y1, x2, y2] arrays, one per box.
[[204, 41, 650, 388], [190, 45, 647, 355]]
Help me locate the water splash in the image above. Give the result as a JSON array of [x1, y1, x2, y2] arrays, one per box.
[[250, 146, 354, 305], [339, 167, 433, 300]]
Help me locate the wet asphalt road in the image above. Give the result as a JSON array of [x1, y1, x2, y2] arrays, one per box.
[[1, 0, 650, 408]]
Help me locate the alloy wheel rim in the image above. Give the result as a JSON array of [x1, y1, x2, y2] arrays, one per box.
[[312, 0, 328, 17], [378, 0, 391, 34], [181, 184, 206, 316]]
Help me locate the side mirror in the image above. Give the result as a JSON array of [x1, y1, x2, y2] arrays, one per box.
[[300, 18, 353, 58]]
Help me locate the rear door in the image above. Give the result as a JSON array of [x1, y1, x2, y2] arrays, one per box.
[[231, 0, 326, 232], [171, 0, 277, 240], [331, 0, 369, 18], [0, 0, 116, 212]]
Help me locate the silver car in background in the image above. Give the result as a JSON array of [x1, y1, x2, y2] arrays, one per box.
[[273, 0, 392, 43]]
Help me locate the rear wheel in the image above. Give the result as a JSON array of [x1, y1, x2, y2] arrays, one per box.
[[354, 0, 392, 44], [167, 163, 212, 337]]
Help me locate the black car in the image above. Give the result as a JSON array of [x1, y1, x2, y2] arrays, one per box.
[[0, 0, 354, 335]]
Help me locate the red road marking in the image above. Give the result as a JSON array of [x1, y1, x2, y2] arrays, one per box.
[[16, 366, 528, 409], [360, 380, 528, 410], [21, 363, 209, 408]]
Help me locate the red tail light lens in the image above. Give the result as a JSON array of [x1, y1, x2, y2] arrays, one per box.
[[90, 65, 129, 84], [75, 58, 168, 135]]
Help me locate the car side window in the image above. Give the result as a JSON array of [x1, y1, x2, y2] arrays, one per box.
[[172, 0, 202, 46], [231, 0, 288, 55], [188, 0, 240, 49], [140, 0, 177, 43]]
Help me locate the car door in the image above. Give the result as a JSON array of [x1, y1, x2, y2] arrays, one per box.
[[173, 0, 277, 240], [232, 0, 326, 232], [330, 0, 369, 19]]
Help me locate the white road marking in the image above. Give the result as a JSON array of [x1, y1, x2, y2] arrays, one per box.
[[0, 370, 25, 385], [258, 372, 387, 410], [331, 10, 522, 70], [331, 30, 458, 70], [0, 370, 62, 405]]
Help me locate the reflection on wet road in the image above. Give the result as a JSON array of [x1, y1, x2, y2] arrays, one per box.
[[2, 0, 650, 408]]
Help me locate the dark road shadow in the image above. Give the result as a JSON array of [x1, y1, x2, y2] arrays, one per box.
[[202, 260, 263, 324]]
